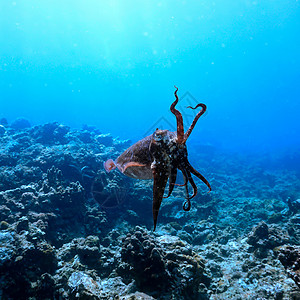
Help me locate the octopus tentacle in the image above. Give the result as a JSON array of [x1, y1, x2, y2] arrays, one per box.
[[174, 168, 188, 187], [185, 168, 198, 200], [163, 166, 177, 199], [180, 168, 192, 211], [183, 198, 191, 211], [152, 165, 169, 231], [183, 103, 207, 142], [186, 162, 212, 192], [170, 86, 185, 144], [174, 181, 188, 187]]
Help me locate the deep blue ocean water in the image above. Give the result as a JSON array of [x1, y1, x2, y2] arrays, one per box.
[[0, 0, 299, 154]]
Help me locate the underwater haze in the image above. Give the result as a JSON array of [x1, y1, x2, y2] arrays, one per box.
[[2, 2, 300, 299], [0, 0, 299, 153]]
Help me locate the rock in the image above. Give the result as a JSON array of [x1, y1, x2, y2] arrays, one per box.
[[247, 221, 290, 253], [100, 277, 136, 298], [30, 122, 68, 144], [53, 124, 70, 141], [120, 292, 155, 300], [276, 245, 300, 288], [247, 221, 269, 245], [16, 216, 29, 232], [0, 231, 15, 267], [76, 236, 100, 265], [11, 118, 31, 129], [120, 227, 210, 299], [96, 133, 113, 147], [68, 271, 102, 299], [75, 130, 93, 143], [288, 198, 300, 215], [120, 227, 170, 291], [35, 273, 56, 299], [0, 125, 6, 136], [0, 220, 10, 230], [0, 117, 8, 125]]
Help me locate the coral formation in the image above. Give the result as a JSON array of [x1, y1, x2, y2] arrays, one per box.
[[276, 245, 300, 288], [247, 221, 290, 258], [120, 226, 210, 299], [0, 121, 299, 299]]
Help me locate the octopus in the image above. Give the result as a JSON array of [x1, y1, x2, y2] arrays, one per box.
[[104, 86, 211, 230]]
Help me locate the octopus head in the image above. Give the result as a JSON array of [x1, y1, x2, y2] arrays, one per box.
[[152, 129, 171, 145]]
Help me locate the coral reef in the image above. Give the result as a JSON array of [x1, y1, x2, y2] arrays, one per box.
[[0, 120, 299, 299], [120, 226, 210, 299]]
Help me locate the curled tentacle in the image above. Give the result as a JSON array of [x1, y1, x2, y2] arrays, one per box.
[[185, 168, 198, 200], [184, 103, 207, 142], [183, 199, 191, 211], [186, 162, 212, 192], [183, 183, 191, 211], [170, 86, 184, 144]]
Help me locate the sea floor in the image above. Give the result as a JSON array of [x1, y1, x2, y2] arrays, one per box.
[[0, 120, 299, 299]]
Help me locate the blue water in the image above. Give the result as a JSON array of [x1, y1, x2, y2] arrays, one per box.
[[0, 0, 299, 153]]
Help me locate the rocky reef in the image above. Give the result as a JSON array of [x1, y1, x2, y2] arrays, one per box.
[[0, 119, 300, 299], [120, 226, 211, 299]]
